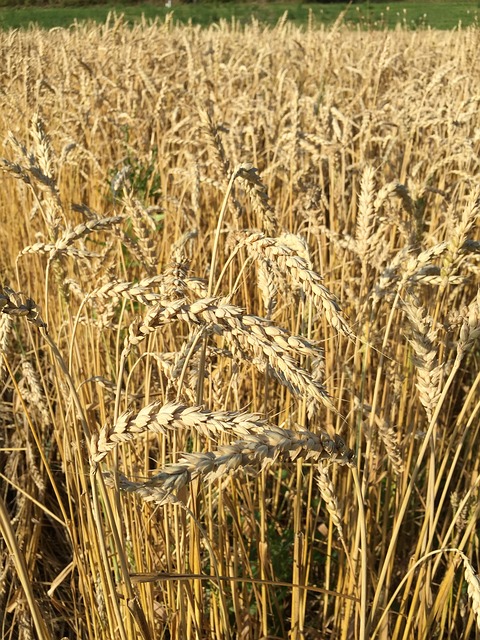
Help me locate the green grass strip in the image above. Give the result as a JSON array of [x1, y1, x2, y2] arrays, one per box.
[[0, 1, 478, 31]]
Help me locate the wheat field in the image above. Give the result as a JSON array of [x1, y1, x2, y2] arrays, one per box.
[[0, 13, 479, 640]]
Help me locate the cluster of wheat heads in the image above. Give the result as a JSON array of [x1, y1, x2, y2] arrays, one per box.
[[0, 15, 480, 640]]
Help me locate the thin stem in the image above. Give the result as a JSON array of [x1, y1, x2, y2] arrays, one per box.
[[369, 356, 461, 624], [352, 467, 367, 640]]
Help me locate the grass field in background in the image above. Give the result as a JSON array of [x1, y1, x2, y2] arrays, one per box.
[[0, 1, 478, 30]]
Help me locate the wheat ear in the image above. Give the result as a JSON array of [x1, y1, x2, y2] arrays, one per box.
[[100, 426, 355, 505], [126, 297, 333, 410], [315, 462, 345, 542], [461, 553, 480, 631], [403, 297, 442, 423], [237, 232, 354, 339]]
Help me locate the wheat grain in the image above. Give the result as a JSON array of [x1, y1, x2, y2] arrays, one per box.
[[0, 287, 46, 329], [101, 426, 354, 505], [403, 297, 442, 422], [462, 555, 480, 631], [20, 216, 122, 261], [236, 164, 278, 236], [315, 462, 344, 542], [355, 165, 376, 261], [0, 314, 13, 379], [237, 232, 354, 339], [20, 358, 50, 426], [442, 188, 480, 284], [126, 296, 333, 408], [90, 279, 162, 306], [456, 288, 480, 363], [123, 195, 158, 274]]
